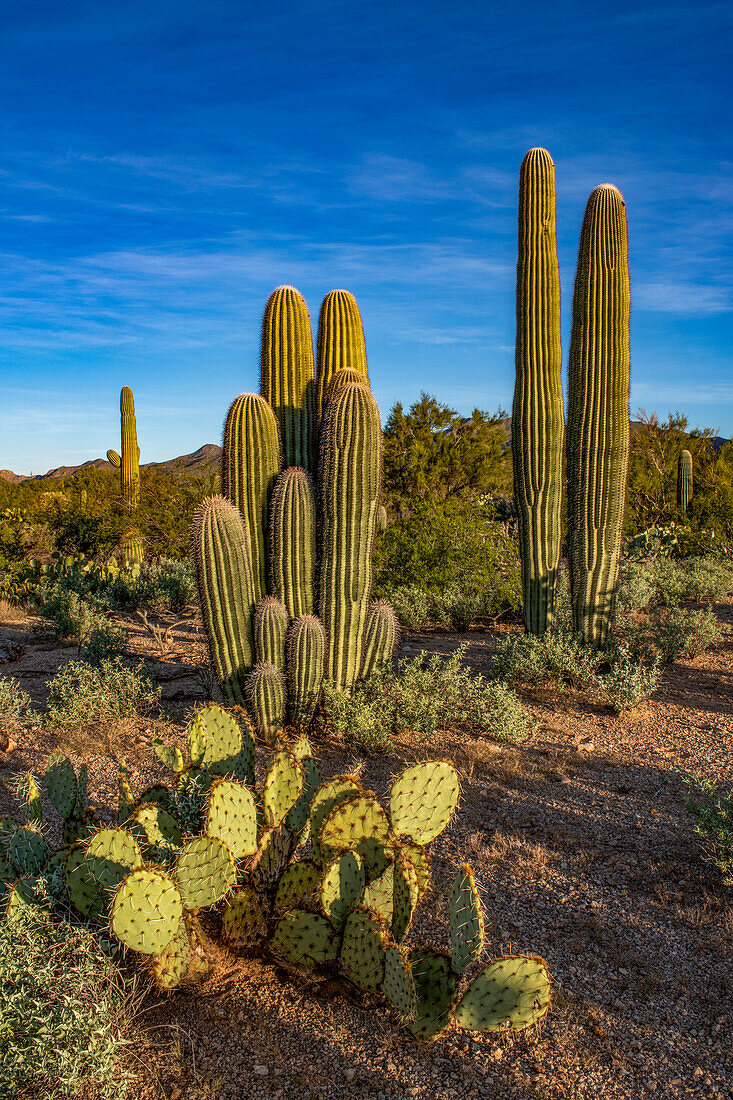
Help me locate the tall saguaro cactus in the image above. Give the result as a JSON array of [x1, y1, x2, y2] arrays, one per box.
[[260, 286, 316, 473], [222, 394, 280, 602], [567, 185, 631, 645], [512, 148, 564, 636], [677, 449, 693, 513], [269, 467, 316, 619], [107, 386, 141, 509], [319, 382, 382, 693], [315, 290, 369, 420]]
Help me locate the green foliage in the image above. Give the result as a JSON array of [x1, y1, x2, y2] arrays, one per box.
[[650, 606, 722, 662], [0, 905, 132, 1099], [81, 621, 128, 665], [492, 631, 598, 690], [592, 652, 661, 713], [0, 675, 34, 727], [44, 658, 160, 728], [324, 645, 533, 751], [684, 774, 733, 886]]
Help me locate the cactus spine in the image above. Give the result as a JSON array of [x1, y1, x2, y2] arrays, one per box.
[[247, 663, 286, 741], [254, 597, 289, 669], [513, 149, 564, 636], [222, 394, 280, 602], [319, 382, 382, 693], [360, 601, 397, 679], [190, 496, 256, 705], [286, 615, 325, 727], [107, 387, 141, 509], [260, 287, 315, 473], [567, 185, 631, 645], [677, 449, 693, 512], [316, 290, 369, 420], [269, 467, 316, 619]]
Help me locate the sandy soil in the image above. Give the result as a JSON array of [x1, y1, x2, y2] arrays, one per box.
[[1, 603, 731, 1100]]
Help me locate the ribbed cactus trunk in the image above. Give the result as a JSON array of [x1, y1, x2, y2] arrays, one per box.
[[318, 382, 382, 692], [286, 615, 325, 727], [222, 394, 280, 603], [512, 148, 564, 636], [190, 496, 257, 706], [677, 449, 693, 512], [260, 286, 316, 473], [315, 290, 369, 420], [269, 467, 316, 619], [254, 596, 289, 669], [120, 387, 141, 509], [567, 185, 631, 646]]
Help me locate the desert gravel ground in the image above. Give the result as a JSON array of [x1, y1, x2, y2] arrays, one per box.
[[0, 603, 731, 1100]]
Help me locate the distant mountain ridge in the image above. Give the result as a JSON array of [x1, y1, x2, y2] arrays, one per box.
[[0, 443, 222, 482]]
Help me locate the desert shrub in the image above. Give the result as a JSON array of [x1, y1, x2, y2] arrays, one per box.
[[679, 556, 733, 602], [81, 621, 128, 665], [0, 675, 34, 727], [324, 645, 533, 751], [429, 583, 487, 631], [592, 653, 661, 712], [389, 585, 433, 632], [615, 560, 657, 614], [33, 587, 105, 644], [0, 905, 133, 1099], [109, 558, 196, 613], [648, 557, 687, 606], [652, 606, 722, 662], [44, 658, 160, 728], [684, 773, 733, 886], [491, 631, 598, 691]]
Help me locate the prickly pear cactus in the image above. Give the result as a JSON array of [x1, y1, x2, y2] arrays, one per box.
[[454, 955, 551, 1032], [449, 864, 485, 974]]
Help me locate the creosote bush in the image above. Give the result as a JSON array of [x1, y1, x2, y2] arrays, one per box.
[[44, 657, 160, 728], [651, 606, 722, 663], [0, 675, 34, 727], [491, 631, 598, 691]]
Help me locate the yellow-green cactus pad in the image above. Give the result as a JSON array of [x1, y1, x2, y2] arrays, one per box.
[[401, 842, 431, 901], [66, 846, 104, 917], [382, 944, 418, 1020], [320, 851, 365, 929], [285, 755, 321, 838], [309, 774, 362, 866], [86, 828, 143, 896], [149, 917, 191, 990], [340, 906, 390, 991], [274, 860, 320, 913], [389, 762, 459, 844], [129, 803, 183, 865], [449, 864, 485, 975], [319, 793, 390, 872], [45, 753, 78, 819], [190, 703, 256, 785], [407, 949, 457, 1040], [222, 885, 269, 954], [111, 868, 184, 955], [8, 825, 48, 877], [391, 854, 420, 943], [251, 824, 296, 890], [363, 863, 394, 923], [151, 737, 185, 774], [17, 773, 43, 825], [454, 955, 551, 1033], [175, 837, 237, 910], [271, 909, 338, 969], [205, 779, 257, 858], [263, 750, 305, 828]]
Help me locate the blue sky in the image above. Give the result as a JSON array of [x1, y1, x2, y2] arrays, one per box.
[[1, 0, 731, 472]]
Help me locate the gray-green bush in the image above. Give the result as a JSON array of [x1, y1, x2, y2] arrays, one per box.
[[44, 658, 160, 728]]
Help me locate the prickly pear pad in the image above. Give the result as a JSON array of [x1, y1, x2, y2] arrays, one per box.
[[205, 779, 257, 858], [389, 762, 459, 844], [66, 846, 103, 917], [150, 917, 191, 990], [449, 864, 485, 974], [222, 886, 269, 954], [285, 755, 321, 837], [391, 854, 420, 943], [275, 860, 320, 913], [191, 703, 256, 784], [309, 774, 362, 866], [340, 906, 390, 991], [130, 804, 183, 865], [320, 851, 365, 929], [175, 837, 237, 910], [86, 828, 143, 894], [271, 910, 338, 968], [319, 793, 390, 871], [45, 753, 78, 820], [151, 738, 185, 774], [250, 824, 296, 890], [401, 842, 431, 901], [8, 826, 48, 877], [363, 862, 394, 922], [407, 949, 457, 1040], [454, 955, 551, 1033], [263, 751, 305, 828], [382, 944, 418, 1020], [111, 869, 184, 955], [17, 774, 43, 825]]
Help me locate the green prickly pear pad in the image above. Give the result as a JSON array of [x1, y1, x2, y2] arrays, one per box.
[[274, 860, 320, 914], [389, 762, 459, 844], [340, 906, 390, 991], [454, 955, 551, 1033], [45, 753, 77, 820], [189, 703, 255, 783], [86, 828, 143, 894], [205, 779, 257, 859], [309, 775, 363, 866], [271, 909, 338, 969], [16, 773, 43, 825], [382, 944, 418, 1021], [5, 875, 48, 916], [318, 793, 390, 871], [221, 886, 269, 954], [250, 824, 296, 890], [285, 755, 321, 838], [149, 917, 191, 991], [152, 737, 185, 774], [290, 733, 314, 760], [66, 846, 104, 918], [129, 804, 183, 865], [391, 853, 420, 943], [449, 864, 485, 975], [320, 851, 366, 929], [111, 868, 184, 955], [263, 750, 305, 828], [118, 761, 135, 825], [363, 863, 394, 923], [401, 842, 431, 901], [8, 826, 48, 877], [406, 949, 457, 1040], [174, 836, 237, 910]]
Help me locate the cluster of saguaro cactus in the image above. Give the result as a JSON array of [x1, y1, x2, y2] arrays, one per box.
[[1, 704, 552, 1040], [513, 151, 631, 645], [191, 287, 395, 736], [107, 385, 144, 564], [677, 449, 693, 513]]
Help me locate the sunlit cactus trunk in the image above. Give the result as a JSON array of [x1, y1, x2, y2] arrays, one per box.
[[567, 185, 631, 646], [315, 290, 369, 421], [108, 386, 141, 511], [677, 449, 693, 513], [318, 382, 382, 693], [269, 467, 316, 619], [260, 286, 316, 473], [512, 148, 564, 636]]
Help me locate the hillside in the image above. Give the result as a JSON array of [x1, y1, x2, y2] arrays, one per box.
[[0, 443, 222, 482]]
